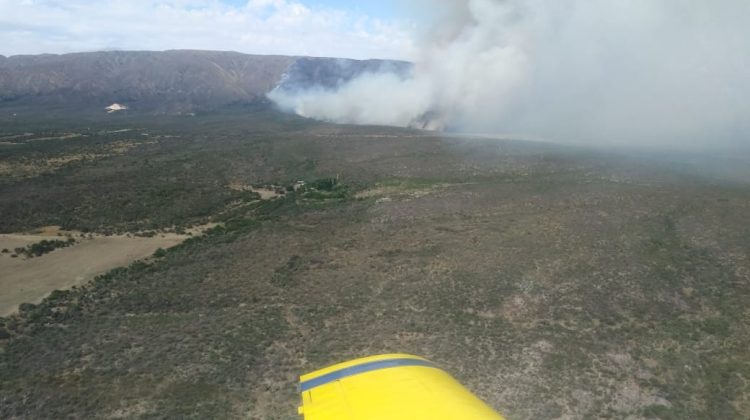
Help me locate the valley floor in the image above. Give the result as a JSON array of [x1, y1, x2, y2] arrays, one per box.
[[0, 111, 748, 419]]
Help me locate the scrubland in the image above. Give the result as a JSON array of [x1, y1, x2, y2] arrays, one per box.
[[1, 109, 748, 419]]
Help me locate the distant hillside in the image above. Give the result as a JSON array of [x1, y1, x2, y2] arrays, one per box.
[[0, 50, 410, 115], [275, 56, 411, 93]]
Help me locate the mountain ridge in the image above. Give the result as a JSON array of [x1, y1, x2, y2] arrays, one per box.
[[0, 50, 411, 114]]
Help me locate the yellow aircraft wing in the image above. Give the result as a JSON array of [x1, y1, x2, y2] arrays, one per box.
[[298, 353, 505, 420]]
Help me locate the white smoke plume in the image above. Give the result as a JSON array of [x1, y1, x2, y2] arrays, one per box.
[[270, 0, 750, 147]]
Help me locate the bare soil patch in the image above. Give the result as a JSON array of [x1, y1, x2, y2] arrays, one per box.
[[0, 230, 188, 316], [228, 182, 286, 200]]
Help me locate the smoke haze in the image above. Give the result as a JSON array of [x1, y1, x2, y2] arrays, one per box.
[[270, 0, 750, 148]]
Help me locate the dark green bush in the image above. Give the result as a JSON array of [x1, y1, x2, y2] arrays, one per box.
[[14, 238, 77, 258], [309, 177, 338, 191]]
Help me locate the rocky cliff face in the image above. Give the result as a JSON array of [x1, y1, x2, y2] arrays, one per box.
[[0, 50, 409, 114]]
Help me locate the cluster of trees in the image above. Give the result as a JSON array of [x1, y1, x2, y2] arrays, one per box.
[[12, 238, 76, 258], [308, 177, 338, 191]]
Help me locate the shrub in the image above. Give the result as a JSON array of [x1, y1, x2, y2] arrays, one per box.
[[309, 177, 338, 192], [18, 302, 36, 314], [15, 238, 77, 258]]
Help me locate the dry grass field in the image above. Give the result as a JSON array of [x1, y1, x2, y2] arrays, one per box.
[[0, 228, 188, 316]]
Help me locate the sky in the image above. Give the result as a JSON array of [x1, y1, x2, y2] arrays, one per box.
[[0, 0, 416, 59]]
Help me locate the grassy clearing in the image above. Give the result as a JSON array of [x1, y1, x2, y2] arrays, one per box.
[[0, 232, 188, 316]]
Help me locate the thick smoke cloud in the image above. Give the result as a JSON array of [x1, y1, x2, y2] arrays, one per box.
[[270, 0, 750, 147]]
